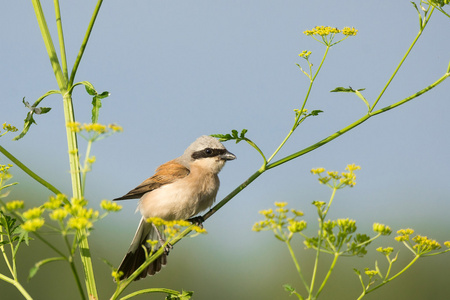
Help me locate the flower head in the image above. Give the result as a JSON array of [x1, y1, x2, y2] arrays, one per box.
[[373, 223, 392, 236], [341, 27, 358, 36], [100, 200, 122, 212], [22, 218, 45, 232], [376, 246, 394, 256], [298, 50, 312, 59], [23, 207, 44, 219], [5, 200, 24, 211], [395, 228, 414, 242]]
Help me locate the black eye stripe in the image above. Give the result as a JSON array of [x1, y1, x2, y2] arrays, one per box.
[[191, 148, 227, 160]]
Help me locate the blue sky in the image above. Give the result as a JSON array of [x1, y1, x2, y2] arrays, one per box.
[[1, 1, 450, 299]]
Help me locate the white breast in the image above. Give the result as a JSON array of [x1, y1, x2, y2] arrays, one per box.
[[138, 162, 220, 221]]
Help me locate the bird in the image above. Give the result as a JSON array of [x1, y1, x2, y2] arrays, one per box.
[[113, 135, 236, 280]]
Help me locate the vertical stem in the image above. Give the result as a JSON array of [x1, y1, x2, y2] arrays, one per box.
[[63, 93, 98, 300], [54, 0, 68, 80], [63, 93, 82, 197], [81, 140, 93, 197], [286, 240, 310, 294], [31, 0, 67, 90]]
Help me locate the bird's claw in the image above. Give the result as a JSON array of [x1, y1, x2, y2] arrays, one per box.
[[187, 216, 205, 229]]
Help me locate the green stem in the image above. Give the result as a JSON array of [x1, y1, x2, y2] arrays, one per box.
[[314, 252, 339, 298], [202, 167, 265, 221], [266, 45, 331, 164], [53, 0, 68, 80], [286, 239, 310, 294], [0, 145, 62, 195], [0, 232, 14, 276], [0, 273, 33, 300], [31, 0, 67, 90], [309, 217, 323, 298], [119, 288, 185, 300], [267, 114, 370, 170], [370, 71, 450, 117], [369, 8, 434, 113], [81, 140, 93, 197], [364, 255, 420, 296], [69, 0, 104, 86], [68, 256, 87, 300], [64, 91, 98, 300]]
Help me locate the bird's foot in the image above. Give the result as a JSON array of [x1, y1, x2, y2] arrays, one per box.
[[187, 216, 205, 229], [163, 242, 173, 255]]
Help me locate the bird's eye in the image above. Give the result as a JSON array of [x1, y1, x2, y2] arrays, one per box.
[[205, 148, 213, 155]]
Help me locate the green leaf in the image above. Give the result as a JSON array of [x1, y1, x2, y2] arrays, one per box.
[[309, 110, 323, 116], [91, 97, 102, 123], [330, 87, 366, 93], [283, 284, 295, 292], [28, 257, 66, 281], [83, 82, 97, 95], [13, 91, 59, 140]]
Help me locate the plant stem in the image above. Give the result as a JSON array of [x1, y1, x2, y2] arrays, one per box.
[[81, 140, 93, 197], [69, 0, 104, 86], [0, 273, 33, 300], [31, 0, 67, 90], [369, 8, 434, 113], [119, 288, 186, 300], [63, 93, 98, 299], [314, 252, 339, 298], [363, 255, 420, 296], [266, 45, 330, 164], [54, 0, 68, 80], [0, 145, 62, 196], [286, 240, 310, 294]]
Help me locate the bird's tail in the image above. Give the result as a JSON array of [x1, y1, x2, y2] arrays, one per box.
[[116, 217, 167, 281]]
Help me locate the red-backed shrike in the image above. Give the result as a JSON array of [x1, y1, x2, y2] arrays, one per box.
[[114, 135, 236, 280]]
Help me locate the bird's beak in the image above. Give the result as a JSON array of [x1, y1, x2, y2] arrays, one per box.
[[221, 151, 236, 161]]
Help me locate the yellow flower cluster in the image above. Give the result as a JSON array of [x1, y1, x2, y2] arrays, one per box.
[[66, 122, 123, 136], [376, 246, 394, 255], [5, 200, 24, 211], [341, 27, 358, 36], [1, 123, 18, 137], [0, 164, 13, 184], [364, 268, 379, 277], [303, 26, 358, 37], [311, 164, 361, 189], [395, 228, 445, 255], [100, 200, 122, 212], [303, 26, 339, 36], [252, 202, 307, 240], [298, 50, 312, 59], [20, 194, 121, 232], [22, 207, 45, 232], [395, 228, 414, 242], [373, 223, 392, 236], [412, 235, 441, 253]]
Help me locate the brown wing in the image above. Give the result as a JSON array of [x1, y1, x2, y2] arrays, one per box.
[[113, 160, 190, 200]]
